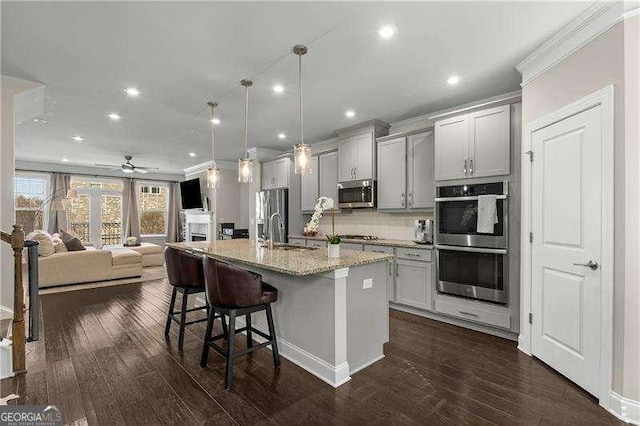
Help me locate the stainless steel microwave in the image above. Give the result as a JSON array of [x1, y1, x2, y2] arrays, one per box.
[[338, 180, 376, 209]]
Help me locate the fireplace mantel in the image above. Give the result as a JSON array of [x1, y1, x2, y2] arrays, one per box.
[[184, 210, 215, 241]]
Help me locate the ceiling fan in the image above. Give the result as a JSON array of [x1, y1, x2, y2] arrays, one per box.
[[94, 155, 159, 174]]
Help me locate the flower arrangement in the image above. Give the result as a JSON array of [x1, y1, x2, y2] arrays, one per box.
[[305, 197, 334, 232], [126, 236, 138, 246]]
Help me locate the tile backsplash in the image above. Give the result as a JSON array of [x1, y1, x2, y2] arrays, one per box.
[[307, 210, 434, 241]]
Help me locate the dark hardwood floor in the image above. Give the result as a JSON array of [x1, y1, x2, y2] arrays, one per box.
[[1, 277, 619, 425]]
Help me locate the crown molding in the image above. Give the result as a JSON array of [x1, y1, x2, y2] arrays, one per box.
[[517, 1, 638, 87], [183, 159, 237, 176]]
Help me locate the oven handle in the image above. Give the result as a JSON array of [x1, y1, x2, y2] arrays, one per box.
[[435, 245, 508, 255], [435, 195, 507, 202]]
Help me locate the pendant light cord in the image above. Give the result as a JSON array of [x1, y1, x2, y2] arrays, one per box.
[[244, 83, 249, 159], [298, 52, 304, 146], [209, 103, 216, 168]]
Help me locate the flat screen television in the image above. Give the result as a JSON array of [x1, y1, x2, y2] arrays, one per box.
[[180, 178, 203, 209]]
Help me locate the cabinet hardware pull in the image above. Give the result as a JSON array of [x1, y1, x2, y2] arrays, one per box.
[[459, 311, 478, 317], [408, 193, 413, 207], [401, 193, 406, 208], [469, 158, 474, 176], [463, 158, 468, 176]]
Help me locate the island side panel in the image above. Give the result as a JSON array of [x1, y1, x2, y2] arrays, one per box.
[[345, 261, 389, 374], [231, 264, 349, 386]]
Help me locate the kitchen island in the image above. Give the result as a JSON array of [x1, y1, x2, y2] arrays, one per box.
[[166, 239, 394, 387]]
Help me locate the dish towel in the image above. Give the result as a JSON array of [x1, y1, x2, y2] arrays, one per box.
[[477, 194, 498, 234]]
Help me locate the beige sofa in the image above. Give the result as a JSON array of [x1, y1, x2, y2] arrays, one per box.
[[38, 247, 143, 288]]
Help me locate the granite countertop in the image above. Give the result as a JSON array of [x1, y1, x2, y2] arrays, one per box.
[[290, 235, 434, 250], [166, 240, 394, 277]]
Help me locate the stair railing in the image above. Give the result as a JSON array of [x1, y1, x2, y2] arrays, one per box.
[[0, 224, 26, 374]]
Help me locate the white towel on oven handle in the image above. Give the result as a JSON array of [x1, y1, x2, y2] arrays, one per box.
[[477, 194, 498, 234]]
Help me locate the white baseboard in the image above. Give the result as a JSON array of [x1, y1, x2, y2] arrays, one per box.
[[610, 391, 640, 425], [0, 305, 12, 320], [234, 317, 351, 388], [517, 334, 531, 355]]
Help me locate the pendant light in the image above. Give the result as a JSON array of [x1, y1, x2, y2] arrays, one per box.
[[206, 101, 221, 189], [238, 79, 254, 183], [293, 44, 311, 175]]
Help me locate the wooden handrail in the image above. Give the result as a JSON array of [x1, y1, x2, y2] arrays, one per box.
[[0, 224, 26, 374]]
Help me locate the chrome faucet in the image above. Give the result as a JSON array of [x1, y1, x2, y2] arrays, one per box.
[[268, 212, 282, 250]]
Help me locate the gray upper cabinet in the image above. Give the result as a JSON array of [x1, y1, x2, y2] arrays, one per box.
[[261, 157, 291, 190], [377, 137, 407, 209], [319, 151, 339, 207], [435, 114, 469, 181], [377, 131, 434, 211], [301, 156, 319, 212], [435, 105, 510, 181], [337, 120, 390, 183], [338, 132, 374, 181], [469, 105, 511, 178], [407, 132, 435, 209]]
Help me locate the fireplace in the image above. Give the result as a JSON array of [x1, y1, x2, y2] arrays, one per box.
[[184, 211, 215, 241], [191, 234, 207, 242]]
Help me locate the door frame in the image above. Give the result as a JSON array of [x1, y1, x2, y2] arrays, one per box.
[[519, 85, 614, 409]]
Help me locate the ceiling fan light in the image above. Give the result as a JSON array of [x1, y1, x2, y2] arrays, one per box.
[[207, 167, 221, 189], [294, 143, 312, 175], [238, 158, 253, 183]]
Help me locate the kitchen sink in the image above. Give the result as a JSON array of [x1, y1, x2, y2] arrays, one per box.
[[271, 244, 319, 251]]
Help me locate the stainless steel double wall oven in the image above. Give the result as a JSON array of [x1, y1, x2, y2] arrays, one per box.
[[435, 181, 509, 304]]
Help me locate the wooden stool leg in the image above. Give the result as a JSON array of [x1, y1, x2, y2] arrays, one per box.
[[225, 310, 236, 390], [178, 291, 188, 352], [266, 304, 280, 367], [165, 287, 177, 337], [200, 308, 215, 367], [246, 314, 253, 351]]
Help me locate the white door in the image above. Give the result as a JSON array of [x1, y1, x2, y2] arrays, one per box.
[[377, 137, 406, 210], [531, 105, 603, 397]]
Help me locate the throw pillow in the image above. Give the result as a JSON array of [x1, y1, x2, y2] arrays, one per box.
[[52, 237, 68, 253], [25, 231, 55, 257], [59, 229, 86, 252]]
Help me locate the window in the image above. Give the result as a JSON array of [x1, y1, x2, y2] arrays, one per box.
[[14, 173, 50, 233], [138, 183, 168, 236], [69, 178, 123, 246]]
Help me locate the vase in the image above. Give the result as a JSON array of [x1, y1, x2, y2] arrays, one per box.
[[328, 243, 340, 258]]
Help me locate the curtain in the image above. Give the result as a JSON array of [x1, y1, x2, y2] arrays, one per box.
[[122, 178, 141, 242], [167, 182, 182, 242], [47, 173, 71, 234]]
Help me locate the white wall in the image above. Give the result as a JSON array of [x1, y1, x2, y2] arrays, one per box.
[[0, 76, 44, 315], [521, 18, 639, 400]]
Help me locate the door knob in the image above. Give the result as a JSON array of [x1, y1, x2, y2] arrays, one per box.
[[573, 260, 599, 271]]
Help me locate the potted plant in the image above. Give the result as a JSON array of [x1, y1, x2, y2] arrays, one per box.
[[326, 208, 341, 258]]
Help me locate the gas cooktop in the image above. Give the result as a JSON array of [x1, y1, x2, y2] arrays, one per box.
[[339, 235, 380, 241]]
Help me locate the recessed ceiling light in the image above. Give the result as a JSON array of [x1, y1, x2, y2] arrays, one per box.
[[345, 110, 356, 118], [447, 75, 460, 85], [278, 133, 286, 140], [272, 84, 284, 94], [210, 117, 221, 125], [72, 135, 84, 142], [61, 158, 69, 162], [377, 24, 397, 39], [106, 113, 121, 121], [188, 152, 196, 158], [124, 87, 140, 97]]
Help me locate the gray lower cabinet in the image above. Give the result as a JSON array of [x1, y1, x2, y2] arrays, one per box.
[[364, 245, 395, 301], [395, 259, 432, 310], [288, 237, 306, 246]]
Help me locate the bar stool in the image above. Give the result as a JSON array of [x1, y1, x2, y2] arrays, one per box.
[[164, 247, 226, 352], [200, 258, 280, 390]]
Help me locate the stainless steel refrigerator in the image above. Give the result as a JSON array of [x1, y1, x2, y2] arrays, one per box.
[[256, 188, 288, 243]]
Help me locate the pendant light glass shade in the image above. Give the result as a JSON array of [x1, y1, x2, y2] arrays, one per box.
[[206, 102, 221, 189], [294, 144, 311, 175], [292, 44, 312, 176], [207, 167, 220, 189], [238, 79, 254, 183], [237, 158, 253, 183]]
